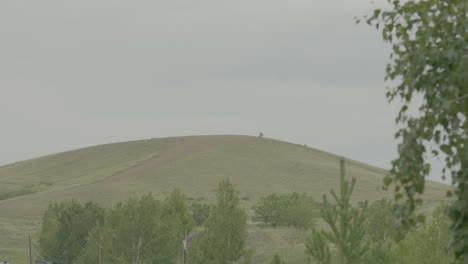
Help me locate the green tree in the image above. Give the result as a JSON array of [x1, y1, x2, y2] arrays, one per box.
[[39, 203, 63, 260], [252, 193, 289, 227], [76, 192, 191, 264], [364, 0, 467, 259], [306, 159, 368, 264], [39, 200, 104, 263], [189, 179, 247, 264], [191, 202, 211, 226], [162, 189, 195, 234]]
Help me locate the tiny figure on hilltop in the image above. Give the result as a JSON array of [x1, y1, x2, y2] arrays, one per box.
[[259, 132, 264, 138]]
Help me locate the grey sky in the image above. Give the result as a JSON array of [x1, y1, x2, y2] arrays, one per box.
[[0, 1, 444, 182]]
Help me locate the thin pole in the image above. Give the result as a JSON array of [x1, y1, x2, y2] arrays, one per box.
[[29, 234, 32, 264]]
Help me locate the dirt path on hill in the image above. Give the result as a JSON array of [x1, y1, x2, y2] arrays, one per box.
[[0, 136, 210, 206]]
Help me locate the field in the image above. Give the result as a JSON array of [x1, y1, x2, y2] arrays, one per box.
[[0, 135, 449, 263]]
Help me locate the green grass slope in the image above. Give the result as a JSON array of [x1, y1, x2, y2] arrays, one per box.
[[0, 135, 449, 263]]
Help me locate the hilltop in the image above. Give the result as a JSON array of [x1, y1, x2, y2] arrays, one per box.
[[0, 135, 449, 263]]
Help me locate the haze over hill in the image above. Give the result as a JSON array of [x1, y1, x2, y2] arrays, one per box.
[[0, 135, 449, 262]]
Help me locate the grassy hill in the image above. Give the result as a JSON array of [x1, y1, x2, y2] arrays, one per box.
[[0, 135, 449, 263]]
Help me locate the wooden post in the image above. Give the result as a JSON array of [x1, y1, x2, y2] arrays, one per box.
[[29, 234, 32, 264]]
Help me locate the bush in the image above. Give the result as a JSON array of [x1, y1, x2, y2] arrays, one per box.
[[364, 199, 403, 242], [284, 192, 317, 229], [252, 192, 317, 229], [252, 193, 288, 227], [391, 206, 454, 264]]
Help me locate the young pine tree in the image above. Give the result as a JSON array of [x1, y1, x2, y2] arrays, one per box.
[[306, 159, 368, 264]]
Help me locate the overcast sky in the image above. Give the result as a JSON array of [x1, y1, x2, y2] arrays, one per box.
[[0, 1, 446, 182]]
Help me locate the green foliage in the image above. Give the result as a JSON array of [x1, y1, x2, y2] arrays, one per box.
[[252, 192, 317, 229], [306, 159, 368, 264], [38, 203, 62, 260], [365, 0, 468, 259], [189, 179, 248, 264], [191, 202, 211, 226], [284, 192, 318, 229], [307, 229, 331, 264], [271, 253, 287, 264], [360, 205, 454, 264], [364, 199, 403, 242], [39, 191, 193, 264], [76, 192, 192, 264], [252, 193, 289, 227], [362, 240, 395, 264], [163, 189, 195, 234], [391, 206, 454, 264], [39, 200, 104, 263]]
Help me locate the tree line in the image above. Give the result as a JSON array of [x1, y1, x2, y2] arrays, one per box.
[[38, 164, 453, 264], [39, 179, 248, 264]]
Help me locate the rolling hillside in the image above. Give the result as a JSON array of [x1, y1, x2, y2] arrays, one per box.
[[0, 135, 449, 263]]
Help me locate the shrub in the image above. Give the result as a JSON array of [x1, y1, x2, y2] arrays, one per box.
[[284, 192, 317, 229], [364, 199, 404, 242], [391, 206, 454, 264], [252, 192, 318, 229], [252, 193, 289, 227]]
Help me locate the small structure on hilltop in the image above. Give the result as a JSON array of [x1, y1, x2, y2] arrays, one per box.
[[258, 132, 264, 138]]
